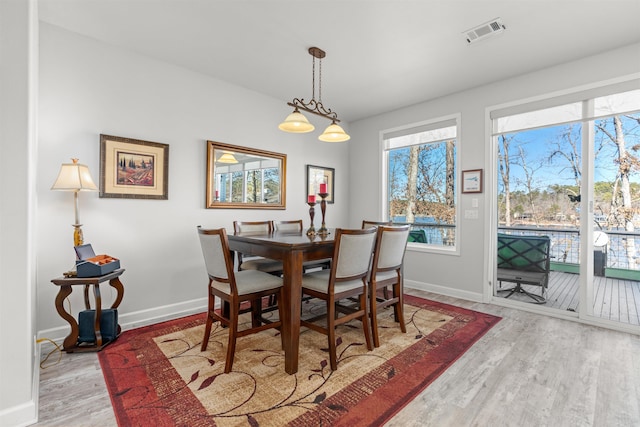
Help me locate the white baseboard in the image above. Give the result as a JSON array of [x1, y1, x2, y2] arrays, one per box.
[[405, 279, 484, 303], [37, 297, 208, 343], [0, 400, 37, 427]]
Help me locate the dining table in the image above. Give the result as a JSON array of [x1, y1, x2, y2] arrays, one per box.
[[227, 229, 335, 374]]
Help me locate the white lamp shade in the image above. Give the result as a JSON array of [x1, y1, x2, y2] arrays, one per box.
[[51, 159, 98, 191], [319, 122, 350, 142], [278, 110, 315, 133], [217, 152, 238, 164]]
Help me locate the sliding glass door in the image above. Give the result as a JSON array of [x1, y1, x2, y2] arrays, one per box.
[[493, 84, 640, 329]]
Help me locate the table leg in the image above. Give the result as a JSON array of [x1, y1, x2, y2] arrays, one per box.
[[109, 276, 125, 335], [83, 285, 91, 309], [282, 250, 303, 374], [54, 285, 78, 350], [109, 277, 125, 308], [93, 284, 103, 346]]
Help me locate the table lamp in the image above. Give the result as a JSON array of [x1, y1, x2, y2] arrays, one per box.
[[51, 158, 98, 246]]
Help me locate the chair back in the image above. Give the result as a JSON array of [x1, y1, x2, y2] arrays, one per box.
[[332, 228, 377, 282], [274, 220, 303, 232], [361, 220, 391, 229], [372, 225, 411, 273], [197, 226, 234, 284], [497, 233, 551, 274], [233, 220, 273, 234]]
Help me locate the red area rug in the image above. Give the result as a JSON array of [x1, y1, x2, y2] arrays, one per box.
[[99, 295, 500, 426]]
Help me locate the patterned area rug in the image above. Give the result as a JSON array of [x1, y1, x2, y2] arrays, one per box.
[[99, 295, 500, 426]]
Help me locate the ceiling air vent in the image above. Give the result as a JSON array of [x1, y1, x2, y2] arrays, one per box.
[[464, 18, 506, 44]]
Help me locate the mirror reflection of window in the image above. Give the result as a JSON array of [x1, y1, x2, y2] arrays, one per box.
[[206, 141, 286, 209]]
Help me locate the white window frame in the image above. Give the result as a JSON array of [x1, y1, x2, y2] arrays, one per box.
[[380, 113, 461, 255]]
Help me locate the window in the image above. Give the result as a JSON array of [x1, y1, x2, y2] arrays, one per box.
[[494, 86, 640, 231], [382, 115, 459, 249]]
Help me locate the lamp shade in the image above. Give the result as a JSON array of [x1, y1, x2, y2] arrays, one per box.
[[278, 110, 315, 133], [51, 159, 98, 191], [217, 152, 238, 164], [319, 122, 350, 142]]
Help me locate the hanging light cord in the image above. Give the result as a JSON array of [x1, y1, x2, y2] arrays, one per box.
[[287, 47, 339, 122]]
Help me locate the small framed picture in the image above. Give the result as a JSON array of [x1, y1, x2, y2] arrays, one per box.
[[306, 165, 335, 203], [100, 134, 169, 199], [462, 169, 483, 194]]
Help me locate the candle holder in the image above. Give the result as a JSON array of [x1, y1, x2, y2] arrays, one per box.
[[306, 202, 317, 236], [318, 192, 330, 236]]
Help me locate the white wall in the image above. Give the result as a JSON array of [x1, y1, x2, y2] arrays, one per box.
[[37, 23, 350, 336], [0, 1, 38, 425], [348, 43, 640, 301]]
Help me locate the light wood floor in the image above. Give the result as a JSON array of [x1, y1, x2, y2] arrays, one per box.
[[34, 289, 640, 427]]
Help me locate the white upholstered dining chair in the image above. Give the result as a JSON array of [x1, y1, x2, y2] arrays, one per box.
[[197, 226, 284, 373], [369, 224, 410, 347], [300, 227, 377, 370], [232, 220, 283, 274]]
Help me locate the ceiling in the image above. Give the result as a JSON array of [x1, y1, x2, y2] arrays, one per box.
[[38, 0, 640, 123]]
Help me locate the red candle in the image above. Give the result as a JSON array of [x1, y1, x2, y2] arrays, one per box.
[[215, 190, 219, 198], [319, 183, 327, 194], [307, 194, 316, 204]]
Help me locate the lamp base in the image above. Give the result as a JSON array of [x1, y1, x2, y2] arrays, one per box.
[[73, 224, 84, 247]]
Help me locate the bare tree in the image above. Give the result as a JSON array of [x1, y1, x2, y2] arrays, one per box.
[[548, 125, 582, 189], [406, 144, 419, 224], [498, 135, 513, 226], [517, 145, 543, 225], [597, 116, 640, 263]]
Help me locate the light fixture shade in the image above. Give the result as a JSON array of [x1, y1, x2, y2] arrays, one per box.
[[278, 110, 315, 133], [319, 122, 351, 142], [217, 152, 238, 164], [51, 159, 98, 191]]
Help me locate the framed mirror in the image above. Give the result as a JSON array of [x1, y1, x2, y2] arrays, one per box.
[[206, 141, 286, 209]]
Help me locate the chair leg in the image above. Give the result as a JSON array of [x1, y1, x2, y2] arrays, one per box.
[[201, 293, 215, 351], [360, 291, 373, 351], [276, 289, 285, 350], [224, 301, 239, 374], [250, 300, 262, 328], [327, 299, 338, 371], [395, 282, 406, 334], [370, 285, 381, 348]]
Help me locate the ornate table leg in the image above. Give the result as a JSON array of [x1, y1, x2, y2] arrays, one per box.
[[109, 276, 125, 335], [93, 284, 103, 346], [54, 285, 78, 350]]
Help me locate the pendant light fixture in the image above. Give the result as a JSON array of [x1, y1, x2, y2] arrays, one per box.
[[279, 47, 350, 142]]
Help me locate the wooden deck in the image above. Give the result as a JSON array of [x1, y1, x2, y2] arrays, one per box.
[[496, 271, 640, 325]]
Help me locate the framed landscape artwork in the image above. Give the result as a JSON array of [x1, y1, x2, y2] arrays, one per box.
[[100, 134, 169, 199], [306, 165, 335, 203]]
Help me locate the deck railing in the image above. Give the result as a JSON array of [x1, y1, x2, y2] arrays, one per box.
[[498, 225, 640, 279], [393, 221, 640, 278]]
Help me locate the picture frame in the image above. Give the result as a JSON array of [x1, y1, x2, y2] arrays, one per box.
[[306, 165, 335, 203], [462, 169, 483, 194], [99, 134, 169, 199]]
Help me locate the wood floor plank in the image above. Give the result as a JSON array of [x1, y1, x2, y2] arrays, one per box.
[[632, 280, 640, 325]]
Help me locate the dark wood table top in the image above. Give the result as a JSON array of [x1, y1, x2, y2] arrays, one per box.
[[228, 229, 336, 247], [51, 268, 126, 285]]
